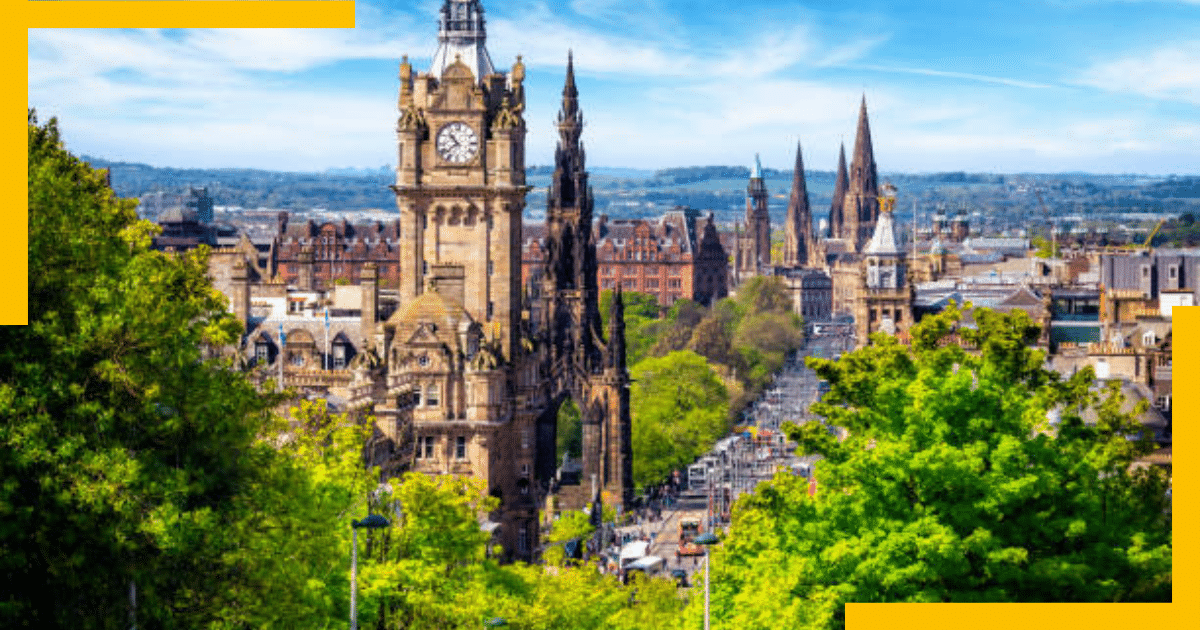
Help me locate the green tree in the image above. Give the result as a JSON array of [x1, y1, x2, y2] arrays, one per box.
[[694, 305, 1171, 629], [630, 351, 729, 487], [2, 113, 282, 627], [556, 397, 583, 463]]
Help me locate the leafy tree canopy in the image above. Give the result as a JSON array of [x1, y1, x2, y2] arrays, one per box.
[[697, 304, 1170, 629], [3, 112, 284, 627]]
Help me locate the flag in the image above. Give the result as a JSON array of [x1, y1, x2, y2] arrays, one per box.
[[279, 323, 285, 346], [324, 306, 330, 329]]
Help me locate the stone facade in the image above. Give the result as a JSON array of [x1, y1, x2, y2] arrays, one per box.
[[854, 187, 914, 346], [334, 9, 634, 563]]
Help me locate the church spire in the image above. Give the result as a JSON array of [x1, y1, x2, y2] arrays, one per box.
[[830, 143, 848, 239], [784, 140, 811, 267], [849, 96, 878, 203]]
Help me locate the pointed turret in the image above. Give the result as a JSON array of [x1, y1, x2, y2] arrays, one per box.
[[830, 144, 848, 240], [784, 141, 812, 267]]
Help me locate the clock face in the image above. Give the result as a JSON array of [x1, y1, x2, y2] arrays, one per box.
[[436, 122, 479, 164]]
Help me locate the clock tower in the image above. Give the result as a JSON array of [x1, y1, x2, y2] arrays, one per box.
[[394, 0, 528, 360]]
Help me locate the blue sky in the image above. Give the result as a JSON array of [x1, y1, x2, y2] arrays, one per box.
[[26, 0, 1200, 174]]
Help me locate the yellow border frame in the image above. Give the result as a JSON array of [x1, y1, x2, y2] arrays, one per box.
[[13, 4, 1194, 630]]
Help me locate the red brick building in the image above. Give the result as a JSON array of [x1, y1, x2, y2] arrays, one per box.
[[523, 207, 729, 308], [273, 212, 403, 290]]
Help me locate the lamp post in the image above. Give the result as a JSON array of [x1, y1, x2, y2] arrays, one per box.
[[350, 514, 390, 630], [695, 532, 719, 630]]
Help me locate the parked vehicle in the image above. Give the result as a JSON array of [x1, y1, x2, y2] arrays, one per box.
[[677, 518, 704, 557]]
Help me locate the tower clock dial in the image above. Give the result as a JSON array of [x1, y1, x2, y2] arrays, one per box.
[[435, 121, 479, 164]]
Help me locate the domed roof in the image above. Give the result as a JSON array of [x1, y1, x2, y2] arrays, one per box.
[[386, 289, 474, 344]]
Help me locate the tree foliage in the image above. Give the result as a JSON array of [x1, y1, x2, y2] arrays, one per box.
[[700, 304, 1171, 629], [2, 113, 285, 627], [630, 351, 729, 487]]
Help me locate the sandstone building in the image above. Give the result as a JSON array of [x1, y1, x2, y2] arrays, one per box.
[[310, 2, 635, 562]]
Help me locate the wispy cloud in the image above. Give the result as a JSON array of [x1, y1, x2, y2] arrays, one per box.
[[849, 63, 1055, 89], [1076, 41, 1200, 104]]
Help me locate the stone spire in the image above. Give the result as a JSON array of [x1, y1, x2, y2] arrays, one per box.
[[830, 143, 848, 240], [429, 0, 496, 82], [783, 140, 812, 267], [557, 50, 582, 150], [544, 50, 602, 374], [607, 286, 626, 371], [845, 96, 880, 251]]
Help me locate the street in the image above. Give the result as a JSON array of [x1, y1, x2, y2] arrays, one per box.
[[609, 323, 856, 586]]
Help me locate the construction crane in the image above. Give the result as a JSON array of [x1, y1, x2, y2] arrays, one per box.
[[1142, 218, 1166, 250]]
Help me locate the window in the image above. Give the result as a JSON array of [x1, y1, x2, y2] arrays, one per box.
[[426, 383, 440, 407], [488, 260, 494, 276], [646, 265, 658, 276], [1158, 395, 1171, 411], [602, 266, 613, 276], [487, 301, 494, 320], [521, 428, 531, 450], [518, 525, 529, 554], [623, 280, 636, 290], [290, 352, 305, 366], [1170, 266, 1177, 279], [256, 343, 271, 363], [455, 436, 466, 459], [416, 436, 435, 459], [645, 279, 659, 289], [333, 344, 346, 369], [668, 278, 682, 289]]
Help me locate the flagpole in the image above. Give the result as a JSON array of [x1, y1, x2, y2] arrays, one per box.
[[278, 323, 285, 386], [325, 307, 330, 371]]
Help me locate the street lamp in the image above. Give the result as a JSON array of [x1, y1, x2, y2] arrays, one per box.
[[695, 532, 719, 630], [350, 514, 391, 630]]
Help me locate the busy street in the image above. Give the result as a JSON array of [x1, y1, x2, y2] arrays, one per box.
[[592, 323, 857, 587]]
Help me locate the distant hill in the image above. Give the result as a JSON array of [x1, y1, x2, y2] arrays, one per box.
[[82, 156, 1195, 230]]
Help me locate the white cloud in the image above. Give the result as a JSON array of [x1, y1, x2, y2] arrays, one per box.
[[849, 63, 1054, 89], [1077, 41, 1200, 104]]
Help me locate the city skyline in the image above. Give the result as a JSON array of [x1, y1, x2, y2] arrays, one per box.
[[26, 0, 1200, 175]]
